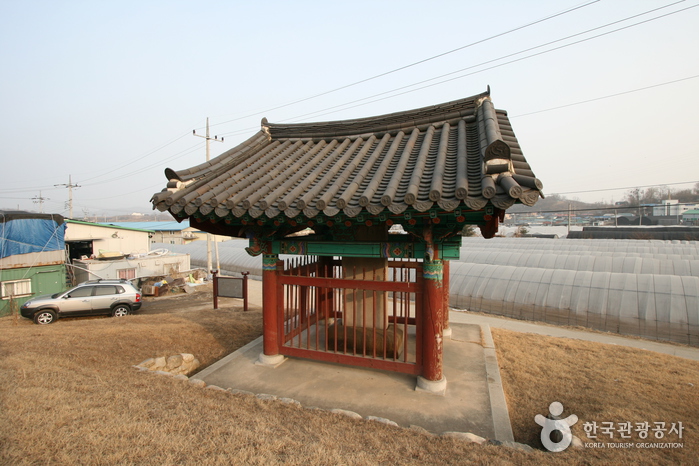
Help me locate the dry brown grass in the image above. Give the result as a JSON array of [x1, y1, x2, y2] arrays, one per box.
[[0, 295, 535, 465], [493, 328, 698, 465], [1, 290, 696, 464]]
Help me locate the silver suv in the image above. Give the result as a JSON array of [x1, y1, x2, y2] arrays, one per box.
[[20, 279, 142, 325]]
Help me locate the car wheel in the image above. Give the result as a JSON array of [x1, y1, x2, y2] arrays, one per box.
[[112, 304, 130, 317], [33, 310, 57, 325]]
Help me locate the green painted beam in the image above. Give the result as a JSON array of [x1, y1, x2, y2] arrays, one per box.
[[267, 237, 462, 260]]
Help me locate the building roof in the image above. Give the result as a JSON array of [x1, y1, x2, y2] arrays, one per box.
[[1, 212, 66, 259], [105, 220, 192, 232], [0, 211, 65, 225], [151, 90, 542, 234], [65, 219, 155, 233]]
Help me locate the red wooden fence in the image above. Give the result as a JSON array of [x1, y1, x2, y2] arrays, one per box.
[[277, 257, 423, 374]]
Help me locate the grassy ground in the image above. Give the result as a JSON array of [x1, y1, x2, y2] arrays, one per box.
[[493, 328, 697, 465], [1, 289, 696, 464]]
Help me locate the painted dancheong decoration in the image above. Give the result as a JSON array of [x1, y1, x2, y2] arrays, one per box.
[[151, 88, 543, 391]]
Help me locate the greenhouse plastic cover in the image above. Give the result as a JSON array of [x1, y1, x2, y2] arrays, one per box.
[[154, 237, 699, 346], [0, 213, 66, 259]]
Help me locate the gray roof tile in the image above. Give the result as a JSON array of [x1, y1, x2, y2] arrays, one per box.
[[151, 90, 543, 223]]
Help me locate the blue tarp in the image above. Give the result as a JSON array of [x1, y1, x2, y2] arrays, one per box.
[[0, 213, 66, 259]]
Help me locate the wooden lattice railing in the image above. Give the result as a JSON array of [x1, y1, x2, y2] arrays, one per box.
[[277, 257, 423, 374]]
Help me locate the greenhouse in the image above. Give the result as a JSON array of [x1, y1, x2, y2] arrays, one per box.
[[158, 236, 699, 347]]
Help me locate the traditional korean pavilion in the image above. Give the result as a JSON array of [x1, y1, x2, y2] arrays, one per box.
[[151, 88, 542, 393]]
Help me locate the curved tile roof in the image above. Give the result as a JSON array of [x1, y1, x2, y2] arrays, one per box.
[[151, 90, 543, 225]]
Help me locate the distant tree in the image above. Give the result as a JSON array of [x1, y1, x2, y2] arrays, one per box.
[[514, 225, 529, 237], [624, 188, 641, 206], [461, 225, 476, 237], [623, 187, 664, 206], [623, 186, 699, 206], [644, 187, 663, 204], [673, 189, 697, 203]]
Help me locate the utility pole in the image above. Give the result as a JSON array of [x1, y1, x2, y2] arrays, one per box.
[[32, 191, 49, 213], [55, 175, 80, 218], [193, 118, 224, 276]]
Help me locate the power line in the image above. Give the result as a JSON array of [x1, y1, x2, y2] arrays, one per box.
[[206, 1, 601, 131], [273, 1, 696, 125], [511, 74, 699, 118], [78, 131, 193, 184], [6, 3, 696, 209], [549, 181, 699, 197], [80, 142, 204, 188], [34, 1, 689, 193], [511, 201, 699, 215], [212, 70, 699, 162], [81, 183, 167, 201], [0, 133, 197, 193]]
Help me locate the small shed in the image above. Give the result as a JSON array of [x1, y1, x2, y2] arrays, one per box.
[[151, 89, 542, 391], [0, 211, 67, 316]]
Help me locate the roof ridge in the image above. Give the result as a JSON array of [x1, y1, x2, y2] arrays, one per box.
[[263, 90, 490, 139]]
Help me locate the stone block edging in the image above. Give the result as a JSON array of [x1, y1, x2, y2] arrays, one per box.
[[134, 362, 535, 454]]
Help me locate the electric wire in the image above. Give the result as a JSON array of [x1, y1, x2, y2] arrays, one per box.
[[4, 2, 698, 211], [203, 0, 602, 131], [549, 181, 699, 197], [80, 142, 204, 188], [78, 131, 194, 184], [510, 74, 699, 118], [274, 1, 697, 124]]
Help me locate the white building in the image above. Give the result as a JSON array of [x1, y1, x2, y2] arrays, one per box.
[[652, 200, 699, 217], [106, 220, 229, 246], [64, 220, 191, 283], [72, 251, 191, 282], [64, 220, 153, 260]]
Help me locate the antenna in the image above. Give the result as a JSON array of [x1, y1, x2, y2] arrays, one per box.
[[193, 118, 225, 275], [54, 175, 80, 218], [32, 191, 50, 213]]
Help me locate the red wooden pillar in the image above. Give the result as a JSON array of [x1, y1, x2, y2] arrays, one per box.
[[421, 259, 444, 383], [442, 260, 451, 337], [262, 253, 281, 357], [317, 256, 333, 320]]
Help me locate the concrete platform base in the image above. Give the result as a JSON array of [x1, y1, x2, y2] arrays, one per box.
[[256, 353, 286, 368], [194, 322, 513, 440], [415, 376, 447, 395]]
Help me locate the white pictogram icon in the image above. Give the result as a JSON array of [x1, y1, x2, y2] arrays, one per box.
[[535, 402, 578, 452]]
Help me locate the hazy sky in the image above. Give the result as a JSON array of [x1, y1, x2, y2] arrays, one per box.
[[1, 0, 698, 217]]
